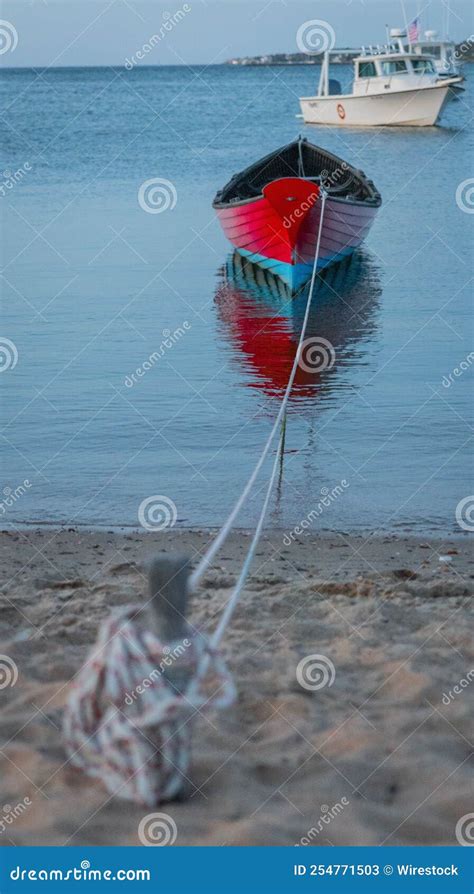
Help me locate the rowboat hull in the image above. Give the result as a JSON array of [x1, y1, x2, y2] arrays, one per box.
[[215, 183, 378, 291]]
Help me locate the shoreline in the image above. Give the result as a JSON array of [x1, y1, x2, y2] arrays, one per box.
[[2, 527, 472, 582], [2, 521, 469, 539], [1, 527, 472, 845]]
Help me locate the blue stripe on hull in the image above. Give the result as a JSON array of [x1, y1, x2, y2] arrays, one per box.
[[236, 246, 355, 291]]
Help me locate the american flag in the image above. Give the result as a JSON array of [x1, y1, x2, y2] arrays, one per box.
[[408, 18, 420, 43]]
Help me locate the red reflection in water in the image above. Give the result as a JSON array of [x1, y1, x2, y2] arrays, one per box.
[[216, 278, 323, 398], [215, 251, 375, 400]]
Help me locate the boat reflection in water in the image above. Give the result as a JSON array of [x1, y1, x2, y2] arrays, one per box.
[[215, 250, 381, 401]]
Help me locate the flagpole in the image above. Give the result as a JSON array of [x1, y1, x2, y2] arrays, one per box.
[[400, 0, 411, 48]]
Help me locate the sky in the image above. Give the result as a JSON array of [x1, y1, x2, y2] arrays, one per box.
[[0, 0, 472, 68]]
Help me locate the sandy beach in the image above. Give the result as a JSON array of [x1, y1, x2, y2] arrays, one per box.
[[0, 526, 472, 848]]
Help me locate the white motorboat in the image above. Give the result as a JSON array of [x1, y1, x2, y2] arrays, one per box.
[[299, 30, 463, 127]]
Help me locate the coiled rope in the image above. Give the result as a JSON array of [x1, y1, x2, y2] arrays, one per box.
[[63, 606, 236, 806]]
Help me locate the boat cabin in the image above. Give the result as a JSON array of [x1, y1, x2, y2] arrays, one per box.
[[353, 49, 439, 95]]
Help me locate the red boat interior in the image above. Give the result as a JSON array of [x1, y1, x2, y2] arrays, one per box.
[[213, 138, 381, 207]]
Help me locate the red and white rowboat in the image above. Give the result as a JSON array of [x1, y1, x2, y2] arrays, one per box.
[[213, 137, 381, 292]]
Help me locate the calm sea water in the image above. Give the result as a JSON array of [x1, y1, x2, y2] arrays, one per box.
[[1, 64, 473, 533]]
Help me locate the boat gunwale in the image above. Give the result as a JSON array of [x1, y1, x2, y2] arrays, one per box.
[[214, 187, 381, 211]]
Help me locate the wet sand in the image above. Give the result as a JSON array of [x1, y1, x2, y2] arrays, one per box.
[[0, 527, 472, 847]]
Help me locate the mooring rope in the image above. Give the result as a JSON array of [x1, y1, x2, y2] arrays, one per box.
[[63, 190, 328, 806], [191, 189, 328, 605], [188, 188, 328, 702]]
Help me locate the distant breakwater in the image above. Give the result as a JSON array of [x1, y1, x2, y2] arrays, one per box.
[[226, 41, 474, 66], [226, 52, 357, 66]]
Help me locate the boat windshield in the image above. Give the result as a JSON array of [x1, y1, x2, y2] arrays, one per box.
[[358, 61, 377, 77], [412, 58, 436, 73], [380, 59, 408, 74]]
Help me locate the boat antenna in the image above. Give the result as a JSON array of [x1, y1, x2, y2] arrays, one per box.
[[400, 0, 411, 47], [445, 0, 451, 38]]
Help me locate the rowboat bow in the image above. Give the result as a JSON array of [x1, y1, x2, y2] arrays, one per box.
[[213, 137, 381, 293]]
